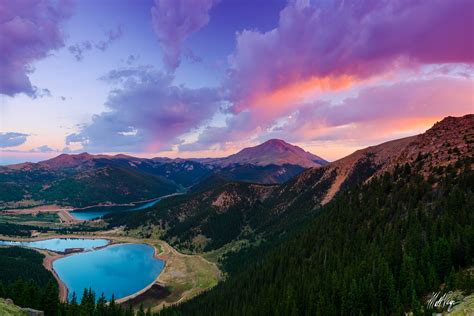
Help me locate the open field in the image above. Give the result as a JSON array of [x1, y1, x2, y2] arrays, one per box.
[[0, 204, 81, 226]]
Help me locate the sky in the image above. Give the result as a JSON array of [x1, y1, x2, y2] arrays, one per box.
[[0, 0, 473, 165]]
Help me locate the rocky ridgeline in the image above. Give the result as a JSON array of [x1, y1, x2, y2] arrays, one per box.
[[280, 114, 473, 206], [393, 114, 473, 173]]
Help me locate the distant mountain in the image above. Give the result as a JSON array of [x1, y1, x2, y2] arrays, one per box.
[[204, 139, 327, 168], [0, 139, 327, 207], [0, 161, 178, 209]]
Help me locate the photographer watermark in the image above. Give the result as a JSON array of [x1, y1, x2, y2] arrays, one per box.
[[426, 291, 459, 313]]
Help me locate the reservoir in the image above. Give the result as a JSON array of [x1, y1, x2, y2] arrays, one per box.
[[0, 238, 109, 252], [71, 198, 161, 220], [53, 243, 164, 301]]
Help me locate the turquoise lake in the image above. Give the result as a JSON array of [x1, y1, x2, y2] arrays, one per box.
[[71, 198, 161, 220], [0, 238, 109, 252], [53, 243, 164, 301]]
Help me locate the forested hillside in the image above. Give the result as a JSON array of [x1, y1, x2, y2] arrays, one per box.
[[158, 156, 474, 315], [0, 163, 179, 209], [0, 247, 59, 315]]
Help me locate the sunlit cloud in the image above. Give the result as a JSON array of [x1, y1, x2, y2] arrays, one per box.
[[0, 0, 74, 96]]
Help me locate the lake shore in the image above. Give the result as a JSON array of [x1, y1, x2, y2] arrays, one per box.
[[2, 193, 183, 221], [41, 250, 69, 301], [0, 233, 221, 310], [42, 241, 156, 302]]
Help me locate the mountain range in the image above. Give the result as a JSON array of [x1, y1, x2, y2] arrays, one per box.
[[0, 139, 327, 208], [0, 114, 472, 315], [107, 114, 474, 252], [110, 114, 473, 315]]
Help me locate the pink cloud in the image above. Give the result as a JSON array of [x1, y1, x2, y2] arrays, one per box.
[[151, 0, 217, 71], [0, 0, 74, 96], [176, 0, 473, 153], [226, 0, 474, 115], [269, 77, 474, 143], [186, 76, 473, 153]]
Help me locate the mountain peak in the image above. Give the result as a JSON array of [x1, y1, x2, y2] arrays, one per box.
[[39, 152, 112, 169], [216, 139, 328, 168], [261, 139, 290, 146]]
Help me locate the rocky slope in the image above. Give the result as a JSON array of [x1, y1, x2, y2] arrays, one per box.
[[281, 114, 473, 206]]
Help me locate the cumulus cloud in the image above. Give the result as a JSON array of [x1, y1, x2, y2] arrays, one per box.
[[177, 0, 474, 152], [226, 0, 474, 115], [0, 0, 74, 96], [66, 66, 223, 152], [0, 132, 29, 148], [151, 0, 217, 71]]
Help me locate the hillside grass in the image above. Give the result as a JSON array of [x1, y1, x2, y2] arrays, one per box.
[[0, 299, 26, 316], [448, 292, 474, 316]]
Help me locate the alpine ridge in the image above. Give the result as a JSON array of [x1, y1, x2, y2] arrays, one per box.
[[0, 139, 327, 208]]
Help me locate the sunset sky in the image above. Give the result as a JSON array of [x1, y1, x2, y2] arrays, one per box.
[[1, 0, 473, 165]]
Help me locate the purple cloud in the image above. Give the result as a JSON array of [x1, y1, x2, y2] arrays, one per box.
[[0, 132, 29, 148], [151, 0, 217, 71], [177, 0, 474, 152], [0, 0, 74, 96], [66, 66, 222, 152], [68, 25, 123, 61], [227, 0, 474, 111]]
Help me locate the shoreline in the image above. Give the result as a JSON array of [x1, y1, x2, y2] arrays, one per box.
[[1, 193, 183, 225], [41, 250, 70, 301], [48, 241, 166, 304], [0, 234, 111, 242], [0, 234, 220, 310], [0, 235, 165, 304], [2, 193, 183, 217]]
